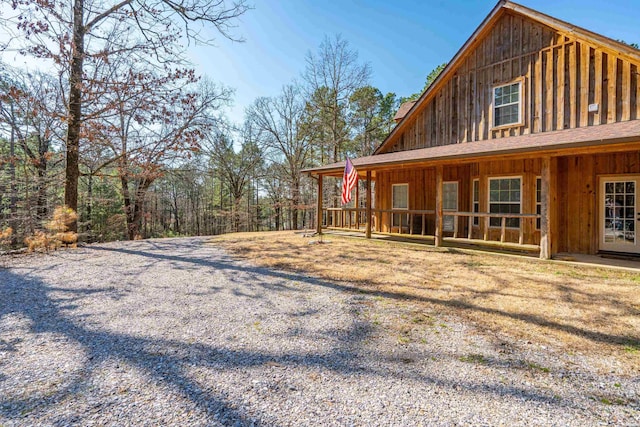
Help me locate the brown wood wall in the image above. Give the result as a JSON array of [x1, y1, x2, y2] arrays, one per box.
[[381, 12, 640, 154], [556, 151, 640, 253]]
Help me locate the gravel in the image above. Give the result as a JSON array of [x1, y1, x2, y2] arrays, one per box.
[[0, 236, 638, 426]]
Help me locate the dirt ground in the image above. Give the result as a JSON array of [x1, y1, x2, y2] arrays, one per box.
[[211, 230, 640, 375]]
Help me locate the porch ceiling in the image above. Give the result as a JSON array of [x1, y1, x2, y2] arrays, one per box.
[[302, 119, 640, 177]]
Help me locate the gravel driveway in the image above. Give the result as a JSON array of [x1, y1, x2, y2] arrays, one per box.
[[0, 237, 637, 426]]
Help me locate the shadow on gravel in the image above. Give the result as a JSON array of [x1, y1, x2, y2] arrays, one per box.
[[92, 239, 640, 349], [0, 238, 623, 425]]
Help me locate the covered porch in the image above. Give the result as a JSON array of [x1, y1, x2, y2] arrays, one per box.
[[311, 162, 547, 258], [303, 121, 640, 260]]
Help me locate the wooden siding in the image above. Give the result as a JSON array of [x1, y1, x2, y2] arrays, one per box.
[[556, 150, 640, 253], [381, 11, 640, 154], [375, 165, 471, 236]]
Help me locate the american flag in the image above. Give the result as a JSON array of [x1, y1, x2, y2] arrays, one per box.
[[341, 157, 359, 205]]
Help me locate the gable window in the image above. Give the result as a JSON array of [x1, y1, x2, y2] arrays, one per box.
[[489, 177, 521, 228], [493, 80, 522, 128]]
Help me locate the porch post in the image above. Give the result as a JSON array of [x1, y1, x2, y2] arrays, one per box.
[[355, 179, 360, 230], [316, 174, 323, 235], [366, 170, 372, 239], [539, 156, 556, 259], [435, 165, 444, 247]]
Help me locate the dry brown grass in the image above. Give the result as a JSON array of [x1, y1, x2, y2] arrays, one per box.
[[210, 231, 640, 372]]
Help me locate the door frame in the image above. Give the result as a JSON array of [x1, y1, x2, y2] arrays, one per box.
[[598, 174, 640, 253]]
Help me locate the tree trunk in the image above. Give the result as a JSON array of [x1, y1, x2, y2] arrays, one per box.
[[36, 161, 48, 222], [275, 206, 281, 231], [64, 0, 85, 232], [9, 111, 18, 246], [121, 176, 135, 239], [291, 178, 300, 230], [85, 172, 93, 241]]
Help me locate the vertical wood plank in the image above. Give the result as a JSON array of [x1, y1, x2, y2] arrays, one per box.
[[540, 157, 551, 259], [607, 54, 617, 123], [535, 50, 543, 133], [545, 48, 554, 131], [435, 165, 443, 247], [568, 42, 577, 129], [366, 171, 371, 238], [635, 64, 640, 120], [556, 45, 565, 130], [622, 60, 631, 121], [579, 43, 590, 127], [316, 175, 323, 235], [593, 49, 602, 125]]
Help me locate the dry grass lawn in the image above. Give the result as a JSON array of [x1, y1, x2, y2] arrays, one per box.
[[210, 231, 640, 373]]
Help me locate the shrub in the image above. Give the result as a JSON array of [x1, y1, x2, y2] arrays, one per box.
[[23, 206, 79, 252]]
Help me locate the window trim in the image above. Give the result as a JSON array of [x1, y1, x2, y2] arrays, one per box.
[[536, 176, 542, 230], [391, 183, 409, 210], [443, 181, 459, 233], [472, 179, 480, 226], [487, 176, 522, 229], [491, 77, 524, 130]]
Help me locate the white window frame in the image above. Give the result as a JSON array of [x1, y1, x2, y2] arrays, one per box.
[[391, 183, 409, 229], [488, 176, 522, 229], [472, 179, 480, 226], [443, 181, 458, 233], [492, 78, 524, 129], [392, 183, 409, 210]]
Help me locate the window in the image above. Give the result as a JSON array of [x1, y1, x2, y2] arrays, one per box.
[[536, 177, 541, 230], [472, 179, 479, 226], [392, 184, 408, 229], [443, 182, 458, 232], [392, 184, 408, 210], [489, 177, 521, 228], [493, 80, 522, 128]]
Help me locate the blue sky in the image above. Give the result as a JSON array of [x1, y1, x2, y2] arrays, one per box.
[[190, 0, 639, 124]]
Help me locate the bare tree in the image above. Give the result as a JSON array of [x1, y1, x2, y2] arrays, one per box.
[[203, 125, 262, 232], [0, 64, 65, 242], [2, 0, 249, 231], [247, 84, 313, 230], [303, 34, 371, 165], [88, 64, 231, 239]]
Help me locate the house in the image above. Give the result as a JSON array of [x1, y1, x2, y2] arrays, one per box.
[[303, 0, 640, 259]]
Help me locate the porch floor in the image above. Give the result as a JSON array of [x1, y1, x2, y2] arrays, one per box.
[[324, 227, 539, 255], [318, 229, 640, 271]]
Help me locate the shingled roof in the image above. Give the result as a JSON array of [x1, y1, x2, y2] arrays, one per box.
[[392, 101, 416, 123], [303, 120, 640, 176]]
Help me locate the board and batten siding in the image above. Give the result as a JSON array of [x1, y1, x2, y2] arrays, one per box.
[[380, 12, 640, 154], [556, 150, 640, 254]]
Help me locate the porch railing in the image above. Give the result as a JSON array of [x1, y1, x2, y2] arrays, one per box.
[[322, 207, 541, 246]]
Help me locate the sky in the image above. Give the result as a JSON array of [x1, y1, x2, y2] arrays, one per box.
[[189, 0, 640, 124], [1, 0, 638, 126]]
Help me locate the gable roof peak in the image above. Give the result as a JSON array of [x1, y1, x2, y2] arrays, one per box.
[[373, 0, 640, 155]]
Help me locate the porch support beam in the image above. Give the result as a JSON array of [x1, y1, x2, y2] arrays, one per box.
[[540, 156, 557, 259], [435, 165, 444, 247], [365, 170, 372, 239], [355, 179, 360, 229], [316, 174, 323, 235]]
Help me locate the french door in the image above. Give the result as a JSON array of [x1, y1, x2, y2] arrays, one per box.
[[600, 176, 640, 253]]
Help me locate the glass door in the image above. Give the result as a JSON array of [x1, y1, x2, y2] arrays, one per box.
[[600, 177, 640, 253]]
